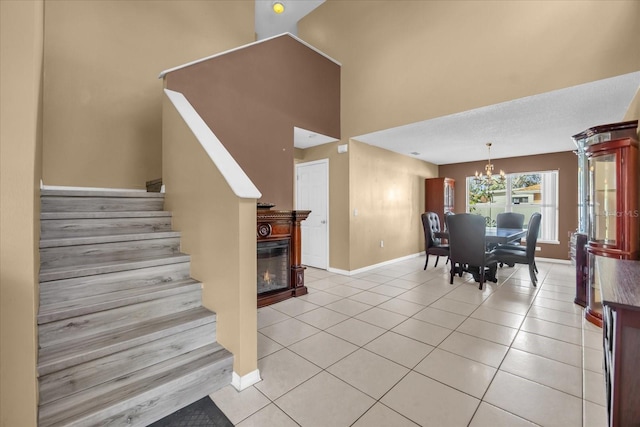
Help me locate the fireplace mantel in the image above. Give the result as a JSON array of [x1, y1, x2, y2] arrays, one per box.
[[257, 209, 310, 307]]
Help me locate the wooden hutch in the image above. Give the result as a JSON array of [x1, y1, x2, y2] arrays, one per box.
[[425, 177, 455, 220]]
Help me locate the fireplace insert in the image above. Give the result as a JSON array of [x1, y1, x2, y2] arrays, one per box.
[[257, 239, 290, 295]]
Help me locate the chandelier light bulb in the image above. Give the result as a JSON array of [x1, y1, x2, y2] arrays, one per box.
[[475, 142, 505, 184]]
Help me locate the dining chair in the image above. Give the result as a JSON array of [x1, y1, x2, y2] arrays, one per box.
[[496, 212, 525, 244], [421, 212, 449, 270], [443, 211, 455, 231], [496, 212, 525, 229], [494, 212, 526, 265], [447, 213, 498, 290], [490, 212, 542, 285]]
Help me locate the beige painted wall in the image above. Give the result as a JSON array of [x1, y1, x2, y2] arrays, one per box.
[[622, 89, 640, 230], [162, 95, 257, 376], [300, 0, 640, 139], [42, 0, 254, 189], [295, 140, 438, 271], [624, 89, 640, 122], [349, 140, 438, 270], [0, 1, 44, 425]]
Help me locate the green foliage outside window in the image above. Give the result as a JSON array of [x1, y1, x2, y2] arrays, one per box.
[[468, 173, 542, 227]]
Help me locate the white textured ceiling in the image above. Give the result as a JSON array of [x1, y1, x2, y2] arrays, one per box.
[[353, 72, 640, 165], [294, 126, 338, 149]]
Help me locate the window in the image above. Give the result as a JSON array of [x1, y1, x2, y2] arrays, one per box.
[[466, 170, 559, 243]]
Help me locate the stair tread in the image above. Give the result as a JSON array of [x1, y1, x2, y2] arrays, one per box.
[[39, 253, 191, 282], [38, 307, 217, 376], [41, 189, 164, 198], [41, 211, 172, 220], [38, 324, 218, 406], [38, 344, 232, 427], [39, 262, 192, 305], [40, 231, 181, 248], [38, 278, 201, 324]]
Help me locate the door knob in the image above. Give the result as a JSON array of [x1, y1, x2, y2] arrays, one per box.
[[321, 220, 326, 224]]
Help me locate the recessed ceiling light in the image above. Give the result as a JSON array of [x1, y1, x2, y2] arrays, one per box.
[[272, 2, 285, 14], [410, 152, 420, 156]]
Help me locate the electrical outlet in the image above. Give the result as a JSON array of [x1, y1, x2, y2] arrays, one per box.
[[380, 240, 384, 248]]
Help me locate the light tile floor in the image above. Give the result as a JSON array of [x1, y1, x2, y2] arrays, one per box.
[[210, 256, 608, 426]]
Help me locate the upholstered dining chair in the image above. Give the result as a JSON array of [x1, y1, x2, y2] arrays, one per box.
[[421, 212, 449, 270], [443, 211, 455, 231], [447, 213, 498, 290], [496, 212, 525, 229], [491, 212, 542, 285], [496, 212, 525, 244], [494, 212, 526, 265]]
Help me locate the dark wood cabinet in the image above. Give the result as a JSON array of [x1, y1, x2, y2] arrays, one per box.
[[572, 121, 639, 326], [425, 177, 455, 220], [596, 256, 640, 427]]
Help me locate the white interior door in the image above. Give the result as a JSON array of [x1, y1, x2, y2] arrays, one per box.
[[295, 160, 328, 269]]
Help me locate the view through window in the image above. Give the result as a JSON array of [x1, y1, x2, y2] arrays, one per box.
[[466, 170, 559, 242]]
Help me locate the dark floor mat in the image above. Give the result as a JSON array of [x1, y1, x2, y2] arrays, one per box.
[[148, 396, 233, 427]]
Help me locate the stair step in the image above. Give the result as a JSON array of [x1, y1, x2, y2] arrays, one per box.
[[40, 189, 165, 198], [38, 344, 233, 427], [39, 288, 203, 349], [40, 231, 181, 248], [40, 234, 181, 270], [41, 211, 172, 220], [38, 323, 219, 406], [38, 279, 201, 324], [41, 212, 172, 239], [41, 194, 164, 213], [38, 307, 217, 376], [39, 253, 191, 283], [40, 261, 192, 306]]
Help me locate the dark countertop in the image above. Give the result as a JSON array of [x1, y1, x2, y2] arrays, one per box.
[[596, 256, 640, 311]]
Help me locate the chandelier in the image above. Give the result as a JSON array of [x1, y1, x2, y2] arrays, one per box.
[[474, 142, 505, 184]]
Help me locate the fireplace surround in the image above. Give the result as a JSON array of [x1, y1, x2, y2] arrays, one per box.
[[256, 209, 310, 307]]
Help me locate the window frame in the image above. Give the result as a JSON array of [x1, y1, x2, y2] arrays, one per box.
[[465, 170, 560, 244]]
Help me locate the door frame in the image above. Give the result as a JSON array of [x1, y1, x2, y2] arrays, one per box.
[[295, 158, 329, 270]]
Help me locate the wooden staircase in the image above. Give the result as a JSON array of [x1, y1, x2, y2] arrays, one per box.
[[37, 189, 233, 427]]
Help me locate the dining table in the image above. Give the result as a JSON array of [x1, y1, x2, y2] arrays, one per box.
[[435, 227, 527, 245], [436, 226, 527, 283]]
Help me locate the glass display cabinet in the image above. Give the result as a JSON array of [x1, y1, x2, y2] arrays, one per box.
[[572, 120, 639, 326], [571, 132, 590, 307]]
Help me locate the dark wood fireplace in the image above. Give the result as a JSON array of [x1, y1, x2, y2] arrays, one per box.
[[256, 209, 310, 307]]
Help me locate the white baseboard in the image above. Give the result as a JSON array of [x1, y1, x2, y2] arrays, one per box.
[[327, 252, 422, 276], [536, 257, 571, 265], [325, 253, 569, 276], [40, 181, 145, 192], [231, 369, 261, 391]]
